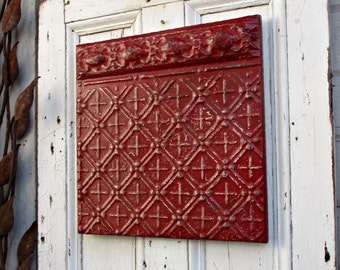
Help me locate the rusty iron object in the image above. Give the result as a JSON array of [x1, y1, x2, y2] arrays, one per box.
[[76, 15, 268, 242]]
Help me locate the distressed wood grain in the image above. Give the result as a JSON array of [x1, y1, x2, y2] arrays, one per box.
[[37, 0, 336, 269]]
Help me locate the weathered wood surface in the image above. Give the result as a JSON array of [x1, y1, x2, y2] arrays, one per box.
[[330, 0, 340, 267], [37, 0, 335, 269]]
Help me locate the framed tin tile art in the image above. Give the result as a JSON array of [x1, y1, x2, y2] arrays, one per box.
[[76, 15, 268, 243]]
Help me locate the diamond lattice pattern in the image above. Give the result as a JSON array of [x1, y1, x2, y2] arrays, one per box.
[[77, 16, 267, 242]]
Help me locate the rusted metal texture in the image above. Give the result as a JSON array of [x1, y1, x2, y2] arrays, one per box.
[[76, 15, 268, 242]]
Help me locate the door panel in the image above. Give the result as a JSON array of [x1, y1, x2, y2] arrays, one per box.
[[142, 2, 185, 33], [82, 235, 135, 269], [37, 0, 335, 269], [75, 3, 275, 269]]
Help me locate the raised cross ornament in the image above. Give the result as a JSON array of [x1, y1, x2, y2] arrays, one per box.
[[76, 15, 268, 242]]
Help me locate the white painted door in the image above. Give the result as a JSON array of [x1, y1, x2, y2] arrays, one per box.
[[37, 0, 335, 269]]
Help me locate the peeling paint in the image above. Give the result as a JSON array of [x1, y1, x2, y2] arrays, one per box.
[[304, 89, 310, 105], [39, 0, 48, 5], [324, 243, 330, 262], [50, 142, 54, 155], [68, 238, 71, 257]]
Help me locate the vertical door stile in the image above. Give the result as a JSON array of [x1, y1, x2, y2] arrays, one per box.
[[135, 237, 145, 270], [269, 0, 292, 269], [141, 2, 186, 34], [66, 25, 81, 270], [188, 240, 207, 270], [286, 0, 335, 269], [38, 0, 68, 269], [184, 3, 201, 26]]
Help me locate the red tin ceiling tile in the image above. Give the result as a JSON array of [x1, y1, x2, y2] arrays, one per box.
[[76, 15, 268, 243]]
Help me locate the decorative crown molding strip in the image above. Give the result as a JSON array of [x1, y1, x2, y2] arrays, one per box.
[[76, 15, 262, 79], [68, 10, 140, 36], [187, 0, 270, 15]]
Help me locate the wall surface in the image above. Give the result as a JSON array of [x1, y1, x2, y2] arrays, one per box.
[[5, 0, 38, 269], [330, 0, 340, 268]]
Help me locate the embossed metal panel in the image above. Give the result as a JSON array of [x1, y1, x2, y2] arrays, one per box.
[[76, 15, 268, 242]]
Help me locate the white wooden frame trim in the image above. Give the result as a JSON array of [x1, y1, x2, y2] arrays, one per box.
[[285, 1, 335, 269], [64, 0, 270, 23], [68, 11, 140, 36], [37, 0, 335, 269], [38, 1, 67, 268], [187, 0, 270, 14], [269, 0, 292, 268]]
